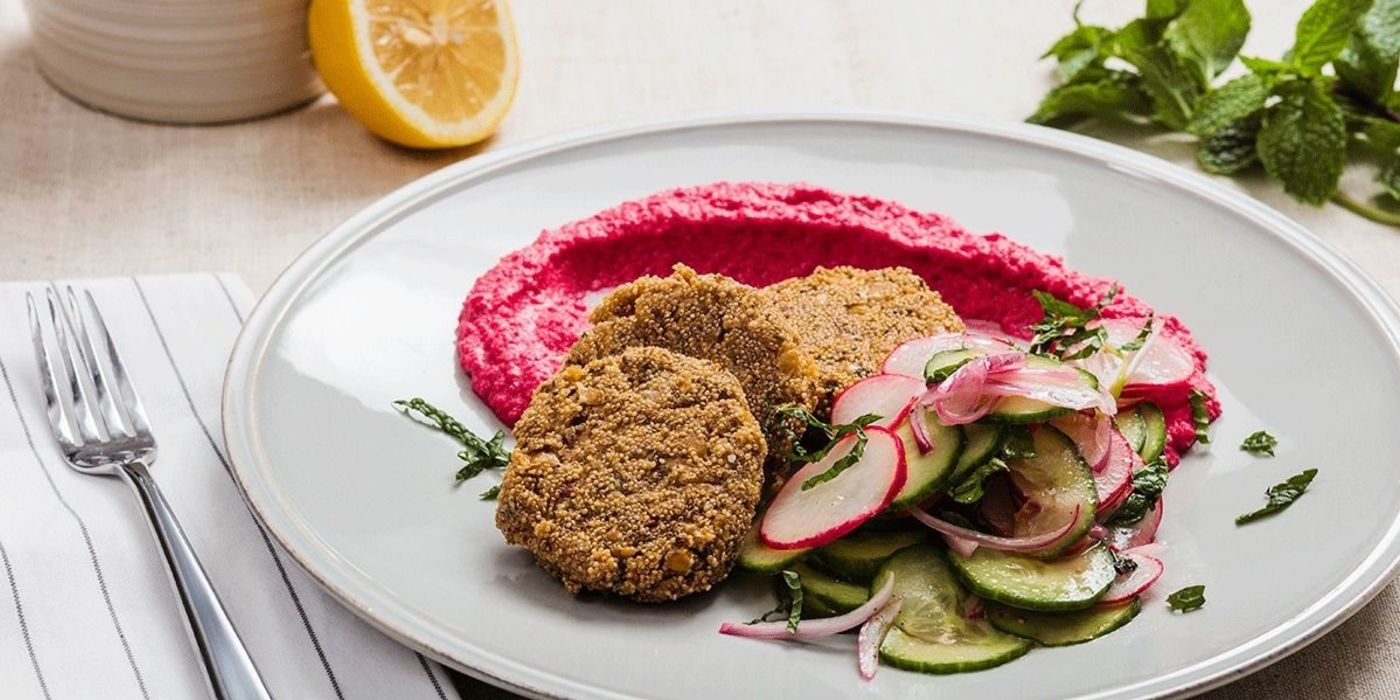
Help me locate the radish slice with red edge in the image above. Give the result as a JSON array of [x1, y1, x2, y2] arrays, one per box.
[[1052, 412, 1113, 472], [1097, 549, 1164, 604], [1101, 318, 1195, 390], [760, 427, 906, 550], [881, 333, 1013, 379], [857, 597, 904, 680], [1109, 500, 1163, 551], [719, 575, 897, 640], [962, 320, 1026, 346], [1092, 430, 1138, 516], [830, 374, 926, 429], [909, 504, 1082, 555]]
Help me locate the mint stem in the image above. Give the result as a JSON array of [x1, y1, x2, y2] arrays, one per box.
[[1332, 191, 1400, 227]]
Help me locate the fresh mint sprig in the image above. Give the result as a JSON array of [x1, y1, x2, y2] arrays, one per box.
[[1034, 0, 1400, 225]]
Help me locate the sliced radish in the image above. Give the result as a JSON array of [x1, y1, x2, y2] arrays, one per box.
[[881, 333, 1013, 379], [963, 319, 1026, 346], [720, 575, 897, 640], [1052, 412, 1112, 472], [830, 374, 926, 429], [1093, 430, 1138, 516], [1108, 500, 1163, 551], [1100, 318, 1195, 391], [909, 504, 1082, 555], [857, 597, 904, 680], [760, 427, 906, 550], [1097, 549, 1164, 604]]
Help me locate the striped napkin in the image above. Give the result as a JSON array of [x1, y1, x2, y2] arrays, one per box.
[[0, 275, 459, 700]]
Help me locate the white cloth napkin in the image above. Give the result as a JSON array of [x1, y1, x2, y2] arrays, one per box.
[[0, 274, 460, 700]]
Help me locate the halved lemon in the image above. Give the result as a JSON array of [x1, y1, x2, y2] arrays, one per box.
[[309, 0, 520, 149]]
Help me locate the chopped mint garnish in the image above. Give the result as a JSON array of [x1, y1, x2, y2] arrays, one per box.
[[775, 406, 881, 491], [1167, 585, 1206, 613], [1108, 457, 1169, 526], [479, 484, 501, 500], [1028, 286, 1119, 361], [394, 397, 510, 485], [1240, 430, 1278, 457], [949, 458, 1010, 504], [752, 570, 804, 632], [1189, 390, 1212, 444], [1236, 468, 1317, 525]]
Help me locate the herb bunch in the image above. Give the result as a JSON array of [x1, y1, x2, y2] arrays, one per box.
[[1034, 0, 1400, 225]]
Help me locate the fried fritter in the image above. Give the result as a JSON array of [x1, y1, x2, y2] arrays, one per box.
[[495, 347, 766, 602], [764, 266, 963, 408], [567, 264, 820, 456]]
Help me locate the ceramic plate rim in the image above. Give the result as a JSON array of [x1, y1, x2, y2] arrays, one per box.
[[222, 110, 1400, 700]]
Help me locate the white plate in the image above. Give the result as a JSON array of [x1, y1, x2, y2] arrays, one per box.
[[223, 113, 1400, 700]]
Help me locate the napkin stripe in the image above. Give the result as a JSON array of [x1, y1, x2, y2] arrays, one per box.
[[0, 538, 50, 700], [212, 274, 244, 324], [203, 274, 451, 699], [0, 351, 150, 699], [132, 278, 347, 700]]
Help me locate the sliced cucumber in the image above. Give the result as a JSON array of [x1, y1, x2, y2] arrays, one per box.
[[1115, 409, 1147, 455], [953, 423, 1004, 481], [813, 529, 928, 582], [986, 599, 1141, 646], [804, 593, 838, 618], [874, 546, 1031, 674], [792, 563, 869, 613], [949, 545, 1117, 612], [1138, 402, 1167, 462], [985, 357, 1098, 424], [924, 348, 982, 383], [1005, 425, 1098, 558], [891, 410, 964, 508], [736, 526, 807, 575]]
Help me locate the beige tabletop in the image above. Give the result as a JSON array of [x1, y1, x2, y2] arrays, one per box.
[[4, 0, 1399, 697]]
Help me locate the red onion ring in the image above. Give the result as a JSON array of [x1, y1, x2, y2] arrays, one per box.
[[909, 504, 1082, 555], [857, 597, 904, 680], [719, 576, 897, 640]]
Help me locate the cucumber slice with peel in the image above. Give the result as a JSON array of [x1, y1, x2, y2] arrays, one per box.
[[874, 546, 1031, 674], [736, 526, 806, 574], [1138, 402, 1167, 462], [1006, 425, 1098, 558], [924, 348, 982, 382], [953, 423, 1004, 480], [813, 529, 928, 582], [792, 563, 869, 613], [1115, 409, 1147, 455], [949, 545, 1117, 612], [891, 410, 964, 508], [986, 599, 1141, 646]]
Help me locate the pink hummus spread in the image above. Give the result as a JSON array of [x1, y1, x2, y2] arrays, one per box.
[[456, 181, 1219, 462]]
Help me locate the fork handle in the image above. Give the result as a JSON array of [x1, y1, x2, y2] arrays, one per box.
[[119, 461, 273, 700]]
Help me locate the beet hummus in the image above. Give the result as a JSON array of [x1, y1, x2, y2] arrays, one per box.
[[456, 181, 1219, 461]]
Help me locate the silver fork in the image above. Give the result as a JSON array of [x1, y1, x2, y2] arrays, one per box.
[[28, 286, 272, 700]]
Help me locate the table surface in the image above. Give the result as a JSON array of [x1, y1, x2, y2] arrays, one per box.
[[5, 0, 1400, 697]]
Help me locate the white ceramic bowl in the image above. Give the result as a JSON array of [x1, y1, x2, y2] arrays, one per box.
[[23, 0, 324, 123]]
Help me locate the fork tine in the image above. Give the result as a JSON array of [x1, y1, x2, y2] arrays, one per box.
[[65, 287, 133, 440], [83, 289, 153, 439], [47, 287, 104, 444], [26, 293, 79, 450]]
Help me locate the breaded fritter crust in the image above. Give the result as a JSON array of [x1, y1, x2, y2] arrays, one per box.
[[764, 266, 964, 408], [567, 265, 819, 456], [496, 347, 766, 602]]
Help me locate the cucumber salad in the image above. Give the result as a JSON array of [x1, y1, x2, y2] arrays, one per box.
[[720, 299, 1207, 680]]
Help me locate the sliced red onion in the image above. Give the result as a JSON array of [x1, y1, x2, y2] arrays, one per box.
[[962, 320, 1026, 347], [943, 533, 979, 558], [910, 504, 1082, 554], [908, 405, 935, 454], [719, 576, 897, 640], [1097, 549, 1164, 604], [922, 352, 1025, 425], [857, 597, 904, 680]]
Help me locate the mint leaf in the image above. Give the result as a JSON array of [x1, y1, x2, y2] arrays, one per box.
[[1189, 389, 1213, 444], [1197, 118, 1263, 174], [1167, 585, 1207, 612], [1236, 468, 1318, 524], [1167, 0, 1252, 78], [1292, 0, 1373, 75], [1189, 73, 1272, 136], [1240, 55, 1291, 74], [949, 457, 1010, 504], [1337, 0, 1400, 101], [1257, 79, 1349, 205], [479, 484, 501, 500], [1107, 457, 1169, 525], [1381, 157, 1400, 199], [1239, 430, 1279, 456], [781, 570, 803, 632], [1147, 0, 1187, 19], [1122, 43, 1208, 129], [1044, 23, 1116, 81], [1359, 115, 1400, 154], [1028, 71, 1150, 125]]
